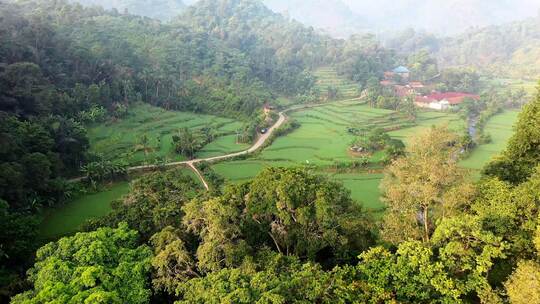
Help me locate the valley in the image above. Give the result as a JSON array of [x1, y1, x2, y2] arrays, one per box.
[[3, 1, 538, 302]]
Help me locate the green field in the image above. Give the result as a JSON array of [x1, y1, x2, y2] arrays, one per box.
[[54, 101, 515, 237], [460, 110, 520, 172], [88, 103, 249, 165], [214, 100, 464, 211], [39, 182, 130, 239], [39, 167, 204, 239], [314, 67, 361, 99], [482, 77, 538, 96]]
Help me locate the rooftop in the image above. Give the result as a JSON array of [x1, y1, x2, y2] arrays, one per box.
[[393, 66, 410, 73]]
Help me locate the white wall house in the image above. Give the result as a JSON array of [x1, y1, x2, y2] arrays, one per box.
[[428, 99, 451, 110]]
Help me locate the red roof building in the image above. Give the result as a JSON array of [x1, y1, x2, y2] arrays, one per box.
[[415, 92, 480, 110], [425, 92, 480, 105]]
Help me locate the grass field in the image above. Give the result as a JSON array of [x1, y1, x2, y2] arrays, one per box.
[[39, 182, 130, 239], [39, 168, 203, 239], [314, 67, 361, 99], [88, 103, 249, 165], [460, 110, 520, 173], [214, 100, 464, 210]]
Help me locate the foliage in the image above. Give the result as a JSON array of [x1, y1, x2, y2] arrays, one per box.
[[150, 226, 198, 294], [174, 251, 352, 304], [438, 68, 480, 93], [407, 50, 439, 82], [504, 215, 540, 304], [11, 223, 152, 304], [381, 126, 474, 243], [92, 169, 202, 240], [484, 90, 540, 183], [183, 167, 375, 272], [81, 160, 127, 184], [436, 15, 540, 79]]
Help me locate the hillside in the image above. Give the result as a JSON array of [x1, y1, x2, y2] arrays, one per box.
[[71, 0, 186, 20], [263, 0, 540, 37], [346, 0, 540, 35], [262, 0, 364, 38], [436, 16, 540, 79]]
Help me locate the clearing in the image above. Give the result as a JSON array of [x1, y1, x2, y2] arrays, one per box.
[[88, 103, 249, 166]]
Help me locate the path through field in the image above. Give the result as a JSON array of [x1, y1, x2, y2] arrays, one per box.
[[127, 99, 362, 188]]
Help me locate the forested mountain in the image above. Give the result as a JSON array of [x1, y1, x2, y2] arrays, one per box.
[[72, 0, 186, 20], [0, 1, 397, 296], [262, 0, 363, 38], [345, 0, 540, 35], [178, 0, 336, 88], [436, 15, 540, 79], [260, 0, 540, 37]]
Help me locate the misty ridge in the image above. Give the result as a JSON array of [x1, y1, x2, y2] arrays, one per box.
[[73, 0, 540, 36]]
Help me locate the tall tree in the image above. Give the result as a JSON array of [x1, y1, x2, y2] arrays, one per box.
[[380, 126, 474, 243]]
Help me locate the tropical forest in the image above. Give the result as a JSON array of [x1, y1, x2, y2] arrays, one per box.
[[1, 0, 540, 303]]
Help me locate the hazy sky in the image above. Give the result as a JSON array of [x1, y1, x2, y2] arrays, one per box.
[[265, 0, 540, 35]]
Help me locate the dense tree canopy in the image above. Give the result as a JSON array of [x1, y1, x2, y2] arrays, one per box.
[[381, 126, 473, 243], [484, 90, 540, 183], [11, 223, 152, 304], [183, 167, 375, 271]]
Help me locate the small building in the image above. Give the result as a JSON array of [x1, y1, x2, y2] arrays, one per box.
[[409, 81, 424, 89], [393, 66, 410, 79], [415, 92, 480, 110]]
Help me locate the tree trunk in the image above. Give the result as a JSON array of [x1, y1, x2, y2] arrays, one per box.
[[423, 206, 430, 242]]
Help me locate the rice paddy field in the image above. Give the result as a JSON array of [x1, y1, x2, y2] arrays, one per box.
[[48, 72, 520, 237], [39, 167, 203, 239], [39, 182, 131, 239], [213, 99, 466, 211], [314, 67, 361, 99], [88, 103, 249, 165], [460, 110, 520, 173]]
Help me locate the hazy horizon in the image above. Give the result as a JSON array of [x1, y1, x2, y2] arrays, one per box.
[[73, 0, 540, 37]]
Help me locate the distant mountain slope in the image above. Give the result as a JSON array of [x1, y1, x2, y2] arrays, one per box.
[[436, 16, 540, 79], [262, 0, 364, 38], [345, 0, 540, 35], [72, 0, 186, 20]]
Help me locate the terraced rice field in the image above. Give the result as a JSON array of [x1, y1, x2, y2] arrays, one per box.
[[460, 110, 520, 173], [314, 67, 361, 99], [88, 103, 249, 166], [214, 100, 464, 211]]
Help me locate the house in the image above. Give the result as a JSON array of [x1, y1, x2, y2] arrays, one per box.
[[409, 81, 424, 89], [415, 92, 480, 110], [393, 66, 410, 79]]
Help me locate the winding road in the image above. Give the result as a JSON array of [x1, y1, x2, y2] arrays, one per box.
[[126, 110, 287, 190], [75, 97, 363, 190]]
